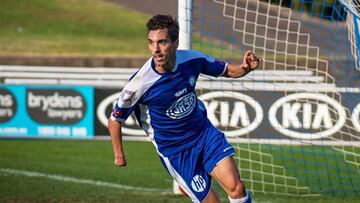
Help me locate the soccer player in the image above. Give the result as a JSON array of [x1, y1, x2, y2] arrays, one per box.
[[108, 14, 260, 203]]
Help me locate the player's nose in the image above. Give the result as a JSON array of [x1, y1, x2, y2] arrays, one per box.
[[154, 45, 161, 54], [149, 42, 160, 52]]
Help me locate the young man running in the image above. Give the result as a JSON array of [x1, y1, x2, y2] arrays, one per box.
[[108, 14, 260, 203]]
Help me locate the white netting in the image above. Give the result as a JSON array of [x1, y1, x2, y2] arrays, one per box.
[[192, 0, 360, 196]]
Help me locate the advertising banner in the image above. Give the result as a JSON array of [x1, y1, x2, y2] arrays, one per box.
[[0, 85, 94, 138], [95, 87, 360, 142]]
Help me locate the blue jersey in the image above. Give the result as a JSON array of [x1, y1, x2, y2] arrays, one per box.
[[110, 50, 227, 156]]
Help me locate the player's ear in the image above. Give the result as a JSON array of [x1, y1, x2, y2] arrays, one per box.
[[174, 39, 179, 49]]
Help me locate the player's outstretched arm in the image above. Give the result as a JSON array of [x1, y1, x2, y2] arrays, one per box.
[[223, 50, 261, 78], [108, 119, 127, 167]]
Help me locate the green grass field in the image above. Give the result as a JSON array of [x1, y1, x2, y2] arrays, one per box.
[[0, 0, 149, 57], [0, 139, 187, 203], [1, 139, 359, 203]]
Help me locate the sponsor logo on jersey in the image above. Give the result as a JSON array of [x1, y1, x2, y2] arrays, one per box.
[[268, 92, 346, 139], [199, 91, 263, 137], [27, 89, 86, 124], [166, 92, 196, 119], [191, 175, 206, 192], [175, 88, 187, 97], [0, 88, 17, 123]]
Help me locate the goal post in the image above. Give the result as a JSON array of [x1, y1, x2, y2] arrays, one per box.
[[178, 0, 193, 50], [177, 0, 360, 198], [172, 0, 193, 195]]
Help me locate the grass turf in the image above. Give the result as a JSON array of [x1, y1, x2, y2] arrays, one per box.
[[0, 139, 360, 202], [0, 0, 149, 57]]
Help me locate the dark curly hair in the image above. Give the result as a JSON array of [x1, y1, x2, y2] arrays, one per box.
[[146, 15, 179, 43]]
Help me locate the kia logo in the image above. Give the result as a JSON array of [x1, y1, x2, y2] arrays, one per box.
[[268, 92, 346, 139], [198, 91, 263, 137]]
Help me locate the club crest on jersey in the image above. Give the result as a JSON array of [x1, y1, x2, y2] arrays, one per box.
[[166, 93, 196, 119], [189, 76, 196, 87]]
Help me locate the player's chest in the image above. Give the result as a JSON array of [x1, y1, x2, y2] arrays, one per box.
[[144, 72, 197, 106]]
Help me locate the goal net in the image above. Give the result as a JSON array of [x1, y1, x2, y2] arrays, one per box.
[[182, 0, 360, 197]]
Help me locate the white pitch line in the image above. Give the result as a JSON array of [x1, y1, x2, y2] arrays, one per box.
[[0, 168, 170, 194]]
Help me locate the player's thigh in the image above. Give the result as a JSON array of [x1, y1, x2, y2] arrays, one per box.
[[202, 188, 220, 203], [159, 151, 213, 202], [210, 156, 242, 192]]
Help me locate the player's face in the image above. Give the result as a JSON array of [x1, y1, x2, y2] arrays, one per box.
[[148, 28, 178, 72]]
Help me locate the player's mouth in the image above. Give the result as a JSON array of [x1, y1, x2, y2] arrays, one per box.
[[154, 55, 165, 61]]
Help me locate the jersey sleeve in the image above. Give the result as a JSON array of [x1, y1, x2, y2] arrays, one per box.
[[109, 57, 160, 123], [110, 89, 138, 123], [200, 55, 228, 77], [110, 74, 144, 123]]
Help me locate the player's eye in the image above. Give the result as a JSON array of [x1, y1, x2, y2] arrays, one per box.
[[159, 40, 168, 46]]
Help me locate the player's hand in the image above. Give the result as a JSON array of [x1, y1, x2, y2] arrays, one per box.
[[114, 155, 127, 167], [243, 50, 261, 71]]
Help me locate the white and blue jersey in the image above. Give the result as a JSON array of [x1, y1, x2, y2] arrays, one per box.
[[110, 50, 227, 157], [110, 50, 236, 202]]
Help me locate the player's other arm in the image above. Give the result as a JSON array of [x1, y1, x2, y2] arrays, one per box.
[[223, 50, 261, 78], [108, 119, 126, 167]]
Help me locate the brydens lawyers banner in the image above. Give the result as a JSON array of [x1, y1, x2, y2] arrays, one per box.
[[95, 88, 360, 141], [0, 85, 94, 138]]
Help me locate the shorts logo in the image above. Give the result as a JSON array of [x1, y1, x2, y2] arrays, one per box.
[[191, 175, 206, 192], [166, 93, 196, 119]]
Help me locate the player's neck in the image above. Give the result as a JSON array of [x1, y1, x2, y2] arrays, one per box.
[[156, 64, 174, 73]]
